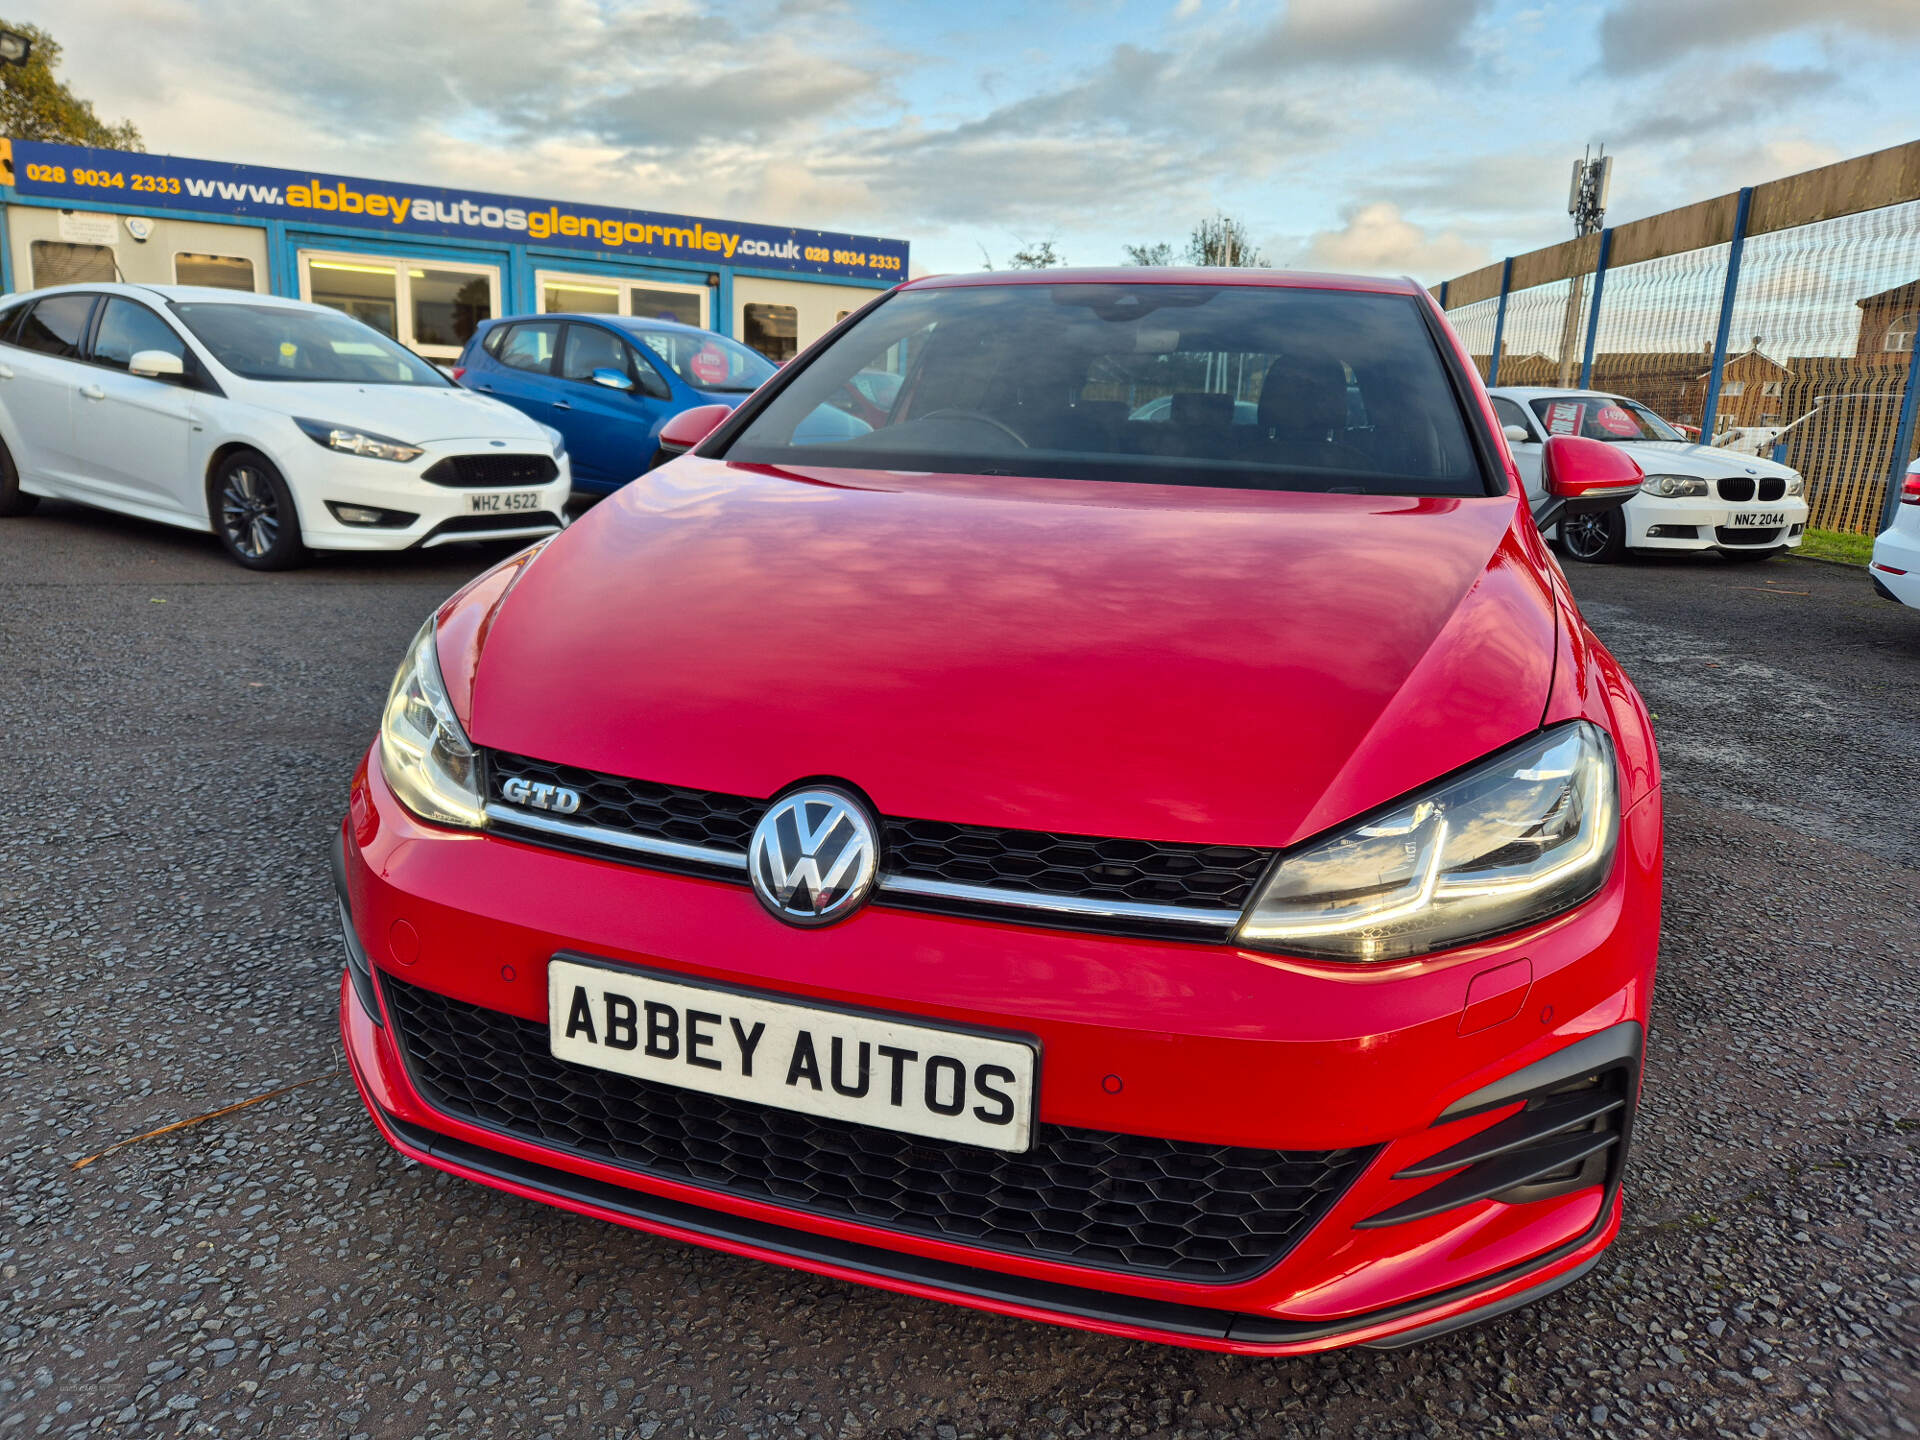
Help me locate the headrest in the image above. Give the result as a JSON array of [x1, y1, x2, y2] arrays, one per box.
[[1169, 390, 1232, 426], [1257, 351, 1349, 440]]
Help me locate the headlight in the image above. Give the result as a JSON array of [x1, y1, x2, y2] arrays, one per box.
[[295, 417, 425, 463], [1782, 472, 1804, 496], [379, 617, 485, 828], [540, 423, 567, 461], [1640, 473, 1708, 498], [1236, 722, 1618, 963]]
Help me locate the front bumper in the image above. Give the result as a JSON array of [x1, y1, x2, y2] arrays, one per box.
[[1623, 493, 1808, 552], [283, 442, 573, 553], [336, 748, 1661, 1352]]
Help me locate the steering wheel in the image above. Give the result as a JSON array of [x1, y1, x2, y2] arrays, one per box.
[[915, 408, 1030, 449]]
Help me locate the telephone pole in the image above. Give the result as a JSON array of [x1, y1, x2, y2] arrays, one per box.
[[1558, 147, 1612, 386]]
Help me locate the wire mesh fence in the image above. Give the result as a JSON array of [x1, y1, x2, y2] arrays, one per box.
[[1438, 144, 1920, 536]]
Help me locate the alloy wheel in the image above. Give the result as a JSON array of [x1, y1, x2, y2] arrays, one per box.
[[220, 466, 279, 560], [1562, 513, 1611, 561]]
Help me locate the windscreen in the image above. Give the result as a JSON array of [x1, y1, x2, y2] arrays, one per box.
[[1530, 395, 1684, 443], [174, 303, 451, 385], [628, 326, 776, 393], [722, 283, 1486, 494]]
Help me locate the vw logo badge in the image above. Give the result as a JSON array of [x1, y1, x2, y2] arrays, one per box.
[[749, 787, 878, 927]]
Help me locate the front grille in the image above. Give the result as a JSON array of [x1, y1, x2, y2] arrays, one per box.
[[1718, 476, 1755, 501], [485, 750, 1270, 933], [422, 453, 560, 488], [883, 817, 1269, 910], [383, 976, 1373, 1281], [1758, 477, 1786, 501], [1714, 525, 1782, 546]]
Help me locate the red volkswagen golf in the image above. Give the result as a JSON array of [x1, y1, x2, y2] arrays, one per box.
[[336, 269, 1660, 1353]]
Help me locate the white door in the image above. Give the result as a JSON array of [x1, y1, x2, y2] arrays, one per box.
[[298, 251, 501, 363], [1491, 395, 1546, 506], [70, 296, 198, 519], [2, 292, 98, 491]]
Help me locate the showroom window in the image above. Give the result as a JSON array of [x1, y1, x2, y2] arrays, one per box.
[[298, 252, 498, 360], [31, 240, 115, 287], [174, 253, 257, 291], [91, 298, 189, 374], [743, 303, 798, 363], [535, 271, 707, 328]]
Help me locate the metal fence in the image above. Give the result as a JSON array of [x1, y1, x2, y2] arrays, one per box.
[[1434, 141, 1920, 536]]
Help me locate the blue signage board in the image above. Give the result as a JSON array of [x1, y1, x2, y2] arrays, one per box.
[[4, 139, 907, 282]]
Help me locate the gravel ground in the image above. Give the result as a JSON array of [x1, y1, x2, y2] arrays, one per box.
[[2, 503, 1915, 1440]]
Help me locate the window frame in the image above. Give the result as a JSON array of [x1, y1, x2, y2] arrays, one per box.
[[493, 320, 563, 376], [84, 295, 195, 383], [296, 249, 501, 361], [14, 292, 102, 360], [534, 269, 710, 329]]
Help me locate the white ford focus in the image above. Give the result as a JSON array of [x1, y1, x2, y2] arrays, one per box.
[[0, 283, 570, 569], [1489, 386, 1809, 564]]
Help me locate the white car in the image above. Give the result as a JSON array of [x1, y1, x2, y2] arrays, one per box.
[[1489, 386, 1809, 564], [1870, 458, 1920, 610], [0, 283, 571, 569]]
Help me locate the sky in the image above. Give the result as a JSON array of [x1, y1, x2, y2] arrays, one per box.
[[20, 0, 1920, 285]]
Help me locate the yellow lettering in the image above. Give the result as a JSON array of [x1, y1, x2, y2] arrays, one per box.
[[386, 194, 409, 223], [663, 226, 694, 248], [365, 195, 388, 218], [702, 232, 722, 251], [624, 221, 646, 244], [337, 185, 363, 215], [559, 214, 580, 237], [719, 233, 739, 259], [528, 212, 551, 240], [287, 184, 311, 207]]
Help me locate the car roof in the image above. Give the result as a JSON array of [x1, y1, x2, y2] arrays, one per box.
[[3, 281, 318, 310], [1488, 386, 1630, 403], [489, 313, 717, 337], [901, 266, 1428, 296]]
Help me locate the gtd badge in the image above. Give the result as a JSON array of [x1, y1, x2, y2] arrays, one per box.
[[501, 776, 581, 814]]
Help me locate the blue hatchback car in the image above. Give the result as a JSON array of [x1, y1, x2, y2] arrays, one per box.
[[455, 315, 778, 494]]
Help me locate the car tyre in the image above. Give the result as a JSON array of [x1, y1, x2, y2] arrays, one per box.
[[1560, 509, 1625, 564], [0, 436, 39, 516], [211, 450, 307, 571]]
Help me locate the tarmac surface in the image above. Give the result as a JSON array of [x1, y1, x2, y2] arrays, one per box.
[[2, 500, 1916, 1439]]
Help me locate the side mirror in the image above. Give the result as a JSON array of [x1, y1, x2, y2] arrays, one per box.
[[652, 403, 733, 466], [130, 349, 184, 379], [1536, 434, 1642, 530], [1502, 423, 1534, 445], [590, 366, 635, 392]]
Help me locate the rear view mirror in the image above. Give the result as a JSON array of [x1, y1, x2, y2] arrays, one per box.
[[1536, 434, 1642, 530], [591, 367, 634, 392], [1503, 423, 1533, 445], [652, 403, 733, 467], [130, 349, 184, 379]]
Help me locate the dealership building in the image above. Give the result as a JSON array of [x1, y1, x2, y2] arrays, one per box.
[[0, 139, 907, 365]]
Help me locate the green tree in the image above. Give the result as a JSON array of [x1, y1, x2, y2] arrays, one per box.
[[0, 20, 142, 149], [1186, 213, 1266, 267], [1123, 241, 1173, 266]]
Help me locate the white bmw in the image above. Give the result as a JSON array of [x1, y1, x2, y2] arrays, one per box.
[[0, 283, 570, 569], [1489, 386, 1809, 564]]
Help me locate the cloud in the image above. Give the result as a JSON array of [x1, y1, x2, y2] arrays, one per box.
[[1293, 203, 1489, 281], [1610, 64, 1840, 145], [1597, 0, 1920, 73], [1227, 0, 1494, 72]]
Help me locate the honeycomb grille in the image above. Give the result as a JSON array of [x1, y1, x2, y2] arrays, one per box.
[[421, 453, 560, 488], [484, 750, 1272, 926], [882, 817, 1269, 910], [488, 751, 761, 869], [383, 977, 1372, 1281]]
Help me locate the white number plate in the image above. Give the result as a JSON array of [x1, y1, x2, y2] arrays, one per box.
[[469, 490, 543, 514], [548, 957, 1039, 1152], [1730, 511, 1785, 527]]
